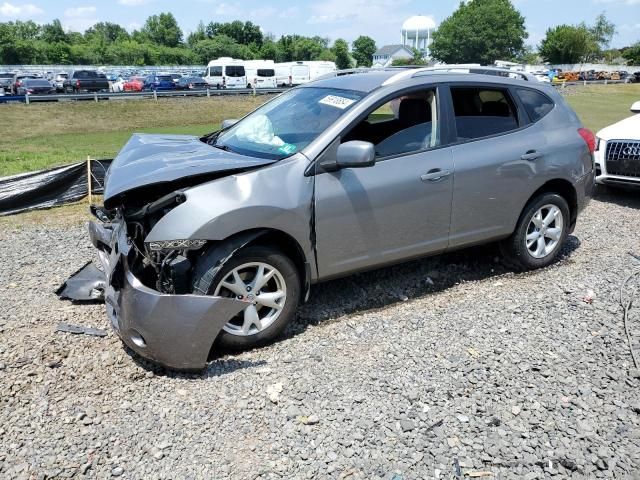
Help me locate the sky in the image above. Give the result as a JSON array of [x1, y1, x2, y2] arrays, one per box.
[[0, 0, 639, 48]]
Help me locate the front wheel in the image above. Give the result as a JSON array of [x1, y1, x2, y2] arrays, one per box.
[[192, 245, 300, 350], [500, 193, 570, 270]]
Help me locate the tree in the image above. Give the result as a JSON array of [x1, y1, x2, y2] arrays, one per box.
[[187, 21, 207, 46], [622, 42, 640, 66], [192, 35, 243, 63], [41, 19, 67, 44], [85, 22, 130, 44], [430, 0, 527, 64], [539, 24, 595, 64], [141, 13, 183, 48], [352, 36, 376, 67], [332, 38, 351, 69]]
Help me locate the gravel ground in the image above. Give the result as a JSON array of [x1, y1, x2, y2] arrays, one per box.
[[1, 187, 640, 480]]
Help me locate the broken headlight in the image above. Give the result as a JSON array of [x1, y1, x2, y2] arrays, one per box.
[[146, 239, 207, 252]]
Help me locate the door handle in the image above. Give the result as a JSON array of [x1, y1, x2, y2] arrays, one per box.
[[421, 169, 451, 182], [521, 150, 542, 161]]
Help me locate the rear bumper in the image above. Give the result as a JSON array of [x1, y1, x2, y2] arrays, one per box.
[[89, 219, 246, 370]]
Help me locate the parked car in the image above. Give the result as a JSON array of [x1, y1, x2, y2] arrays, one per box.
[[594, 101, 640, 188], [123, 76, 145, 92], [16, 78, 55, 95], [204, 58, 246, 89], [0, 72, 14, 92], [53, 73, 69, 92], [175, 76, 208, 90], [63, 70, 110, 93], [143, 74, 176, 91], [111, 78, 127, 93], [87, 67, 595, 370], [10, 74, 38, 94]]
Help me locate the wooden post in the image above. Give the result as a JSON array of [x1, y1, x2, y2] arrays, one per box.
[[87, 155, 92, 205], [154, 89, 158, 102]]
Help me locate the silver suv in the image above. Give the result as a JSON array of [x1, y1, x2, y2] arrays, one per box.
[[88, 67, 595, 370]]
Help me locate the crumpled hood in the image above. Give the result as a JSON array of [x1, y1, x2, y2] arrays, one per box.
[[103, 133, 277, 205], [597, 114, 640, 141]]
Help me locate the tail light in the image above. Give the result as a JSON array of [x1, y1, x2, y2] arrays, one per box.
[[188, 83, 193, 89], [289, 75, 292, 85], [76, 79, 81, 87], [578, 128, 596, 154], [222, 76, 226, 87]]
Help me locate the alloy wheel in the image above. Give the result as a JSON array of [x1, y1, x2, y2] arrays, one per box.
[[525, 204, 564, 259]]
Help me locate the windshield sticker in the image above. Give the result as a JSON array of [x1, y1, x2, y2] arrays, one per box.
[[319, 95, 356, 110], [278, 143, 297, 155]]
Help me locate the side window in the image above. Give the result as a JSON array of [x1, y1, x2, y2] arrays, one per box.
[[343, 89, 439, 158], [211, 66, 223, 76], [516, 88, 554, 122], [451, 87, 519, 141]]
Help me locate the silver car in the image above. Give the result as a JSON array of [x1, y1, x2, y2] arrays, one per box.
[[87, 68, 595, 370]]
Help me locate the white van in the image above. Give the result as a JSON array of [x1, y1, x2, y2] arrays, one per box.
[[204, 58, 247, 89], [244, 60, 277, 89], [275, 61, 337, 86]]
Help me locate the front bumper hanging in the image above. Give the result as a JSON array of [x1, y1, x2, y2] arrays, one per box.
[[86, 219, 246, 370]]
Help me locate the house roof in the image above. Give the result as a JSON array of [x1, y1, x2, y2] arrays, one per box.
[[374, 44, 413, 56]]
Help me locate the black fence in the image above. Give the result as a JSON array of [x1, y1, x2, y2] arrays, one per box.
[[0, 159, 112, 216]]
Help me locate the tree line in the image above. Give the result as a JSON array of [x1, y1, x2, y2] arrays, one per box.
[[0, 14, 376, 68], [0, 0, 638, 68]]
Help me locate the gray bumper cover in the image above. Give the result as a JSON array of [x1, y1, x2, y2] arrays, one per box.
[[88, 220, 246, 370]]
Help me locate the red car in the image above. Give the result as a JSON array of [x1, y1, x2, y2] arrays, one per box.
[[123, 76, 145, 92]]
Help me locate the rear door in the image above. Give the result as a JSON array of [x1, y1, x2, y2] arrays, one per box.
[[314, 86, 454, 279], [445, 83, 538, 248]]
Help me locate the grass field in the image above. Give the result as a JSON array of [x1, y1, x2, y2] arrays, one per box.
[[0, 95, 269, 176], [1, 84, 639, 177]]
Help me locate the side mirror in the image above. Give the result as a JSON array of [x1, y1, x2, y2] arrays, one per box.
[[631, 101, 640, 114], [222, 119, 239, 129], [336, 141, 376, 169]]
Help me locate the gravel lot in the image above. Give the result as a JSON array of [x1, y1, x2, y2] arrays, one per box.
[[1, 187, 640, 480]]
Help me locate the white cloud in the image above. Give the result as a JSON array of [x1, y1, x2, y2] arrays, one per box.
[[250, 6, 277, 18], [0, 1, 43, 18], [64, 17, 98, 32], [593, 0, 640, 4], [64, 6, 96, 18], [118, 0, 150, 6], [213, 2, 240, 15]]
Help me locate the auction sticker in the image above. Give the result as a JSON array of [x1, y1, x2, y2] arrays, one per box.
[[278, 143, 297, 155], [319, 95, 356, 109]]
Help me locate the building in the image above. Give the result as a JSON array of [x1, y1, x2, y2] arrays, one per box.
[[372, 45, 414, 68]]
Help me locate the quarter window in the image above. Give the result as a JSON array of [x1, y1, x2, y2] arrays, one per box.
[[343, 89, 440, 158], [450, 87, 519, 141], [516, 89, 554, 122]]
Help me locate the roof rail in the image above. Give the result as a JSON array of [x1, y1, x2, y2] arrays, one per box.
[[410, 66, 537, 82], [312, 67, 408, 83]]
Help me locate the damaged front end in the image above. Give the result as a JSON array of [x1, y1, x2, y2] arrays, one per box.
[[85, 197, 247, 371]]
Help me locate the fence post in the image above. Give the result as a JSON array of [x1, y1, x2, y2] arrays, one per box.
[[87, 155, 92, 205], [154, 89, 158, 102], [94, 92, 98, 103], [207, 87, 210, 98], [25, 93, 29, 105], [604, 79, 608, 85]]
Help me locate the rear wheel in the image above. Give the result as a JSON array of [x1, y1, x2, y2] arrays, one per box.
[[500, 193, 570, 270], [192, 245, 300, 350]]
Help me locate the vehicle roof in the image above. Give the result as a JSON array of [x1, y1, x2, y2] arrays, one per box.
[[306, 69, 548, 94]]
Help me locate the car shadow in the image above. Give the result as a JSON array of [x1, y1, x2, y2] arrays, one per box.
[[288, 235, 581, 337], [594, 185, 640, 209]]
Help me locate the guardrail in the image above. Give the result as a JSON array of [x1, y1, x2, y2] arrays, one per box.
[[0, 87, 288, 104]]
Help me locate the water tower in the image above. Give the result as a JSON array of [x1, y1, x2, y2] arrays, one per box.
[[401, 15, 436, 57]]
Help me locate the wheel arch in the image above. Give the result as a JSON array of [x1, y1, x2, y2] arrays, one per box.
[[195, 228, 311, 302], [520, 178, 578, 232]]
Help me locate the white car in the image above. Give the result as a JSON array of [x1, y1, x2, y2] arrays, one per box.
[[594, 101, 640, 187], [111, 77, 126, 93]]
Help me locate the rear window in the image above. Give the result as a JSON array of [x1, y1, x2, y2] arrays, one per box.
[[225, 66, 245, 77], [0, 73, 13, 78], [157, 75, 172, 82], [74, 71, 98, 78], [451, 87, 519, 141], [516, 89, 554, 122], [257, 69, 275, 77], [25, 79, 51, 86]]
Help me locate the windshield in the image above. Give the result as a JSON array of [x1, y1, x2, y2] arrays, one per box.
[[213, 87, 363, 160]]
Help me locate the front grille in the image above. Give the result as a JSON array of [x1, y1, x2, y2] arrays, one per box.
[[606, 140, 640, 177]]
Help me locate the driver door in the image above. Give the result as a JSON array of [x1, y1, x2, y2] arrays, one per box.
[[314, 87, 454, 279]]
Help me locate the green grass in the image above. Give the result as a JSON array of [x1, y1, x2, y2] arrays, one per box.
[[564, 83, 640, 133], [1, 84, 638, 177], [0, 95, 270, 176]]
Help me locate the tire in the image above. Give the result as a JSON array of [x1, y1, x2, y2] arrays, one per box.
[[500, 193, 570, 271], [192, 245, 300, 350]]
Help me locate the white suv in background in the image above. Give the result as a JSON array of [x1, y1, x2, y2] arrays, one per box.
[[595, 101, 640, 187]]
